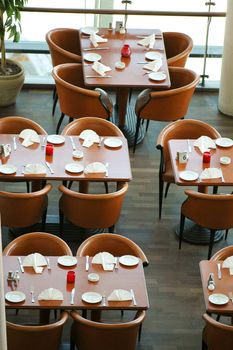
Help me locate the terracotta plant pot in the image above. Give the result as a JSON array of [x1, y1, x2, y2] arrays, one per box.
[[0, 59, 24, 106]]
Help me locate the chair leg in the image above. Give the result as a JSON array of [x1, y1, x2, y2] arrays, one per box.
[[213, 185, 218, 194], [109, 225, 115, 233], [179, 213, 185, 249], [145, 119, 150, 132], [26, 181, 30, 193], [52, 92, 58, 116], [208, 230, 216, 260], [159, 175, 164, 220], [41, 208, 47, 231], [104, 182, 109, 193], [164, 182, 171, 198], [133, 117, 141, 153], [59, 210, 64, 238], [138, 323, 142, 343], [56, 112, 65, 134], [216, 314, 221, 321], [225, 229, 229, 240], [202, 338, 208, 350], [70, 322, 76, 350]]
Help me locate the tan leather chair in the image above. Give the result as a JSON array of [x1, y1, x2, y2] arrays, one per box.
[[156, 119, 221, 219], [3, 231, 72, 256], [0, 116, 47, 134], [163, 32, 193, 67], [179, 190, 233, 259], [76, 233, 149, 267], [0, 183, 52, 231], [52, 63, 113, 133], [6, 311, 68, 350], [70, 310, 145, 350], [61, 117, 124, 137], [211, 246, 233, 261], [133, 67, 200, 152], [202, 313, 233, 350], [58, 182, 128, 237]]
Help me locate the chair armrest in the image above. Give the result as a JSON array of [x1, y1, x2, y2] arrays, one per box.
[[95, 88, 113, 118]]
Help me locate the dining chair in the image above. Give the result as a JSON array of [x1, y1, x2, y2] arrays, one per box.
[[3, 231, 72, 256], [76, 233, 149, 267], [6, 311, 68, 350], [202, 313, 233, 350], [179, 190, 233, 259], [46, 28, 82, 116], [133, 67, 200, 152], [211, 246, 233, 261], [70, 310, 145, 350], [58, 182, 128, 238], [163, 32, 193, 67], [0, 183, 52, 231], [52, 63, 113, 133], [156, 119, 221, 219]]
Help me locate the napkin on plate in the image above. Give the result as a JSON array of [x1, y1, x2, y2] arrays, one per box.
[[222, 256, 233, 275], [90, 33, 108, 47], [138, 34, 155, 49], [79, 129, 100, 148], [143, 59, 162, 72], [107, 289, 132, 301], [23, 163, 47, 174], [38, 288, 63, 301], [92, 61, 111, 77], [193, 136, 216, 153], [23, 253, 47, 273], [84, 162, 107, 175], [199, 168, 223, 180], [19, 129, 40, 147], [92, 252, 115, 271]]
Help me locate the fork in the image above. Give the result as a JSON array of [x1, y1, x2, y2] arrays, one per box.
[[105, 162, 109, 177], [46, 257, 51, 270], [98, 137, 103, 147], [30, 287, 35, 303], [102, 292, 107, 307]]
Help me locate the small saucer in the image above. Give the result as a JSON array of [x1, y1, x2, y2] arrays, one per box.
[[73, 150, 84, 159], [88, 273, 100, 282], [220, 156, 231, 165], [115, 61, 125, 70]]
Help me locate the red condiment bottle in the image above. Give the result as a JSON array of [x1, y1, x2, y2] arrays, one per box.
[[121, 44, 131, 58]]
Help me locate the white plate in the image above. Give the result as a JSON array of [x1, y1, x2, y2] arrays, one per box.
[[84, 53, 101, 62], [57, 256, 77, 267], [104, 138, 123, 148], [209, 293, 229, 305], [88, 273, 100, 282], [220, 156, 231, 165], [65, 163, 84, 173], [145, 52, 162, 61], [115, 61, 125, 70], [5, 291, 26, 303], [0, 164, 17, 174], [82, 292, 102, 304], [215, 138, 233, 148], [81, 27, 98, 35], [119, 255, 139, 267], [179, 171, 199, 181], [47, 135, 65, 145], [148, 72, 166, 81], [73, 150, 84, 159]]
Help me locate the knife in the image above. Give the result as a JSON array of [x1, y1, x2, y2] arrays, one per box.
[[83, 47, 109, 51], [217, 263, 222, 280], [70, 136, 76, 151], [70, 288, 75, 305], [13, 136, 17, 151], [130, 289, 137, 306], [17, 257, 24, 273], [45, 161, 54, 174], [85, 255, 89, 272]]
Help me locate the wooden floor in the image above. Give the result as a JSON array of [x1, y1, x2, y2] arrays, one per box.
[[1, 89, 233, 349]]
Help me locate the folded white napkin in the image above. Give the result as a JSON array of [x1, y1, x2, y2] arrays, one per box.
[[138, 34, 155, 49], [223, 256, 233, 275], [84, 162, 107, 175], [199, 168, 223, 180], [90, 33, 108, 47], [107, 289, 132, 301], [193, 136, 216, 154], [143, 59, 162, 72], [38, 288, 63, 301], [23, 163, 47, 174], [23, 253, 47, 273], [92, 61, 111, 77], [92, 252, 115, 271], [79, 129, 100, 148], [19, 129, 40, 147]]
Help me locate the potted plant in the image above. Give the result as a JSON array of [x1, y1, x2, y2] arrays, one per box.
[[0, 0, 27, 106]]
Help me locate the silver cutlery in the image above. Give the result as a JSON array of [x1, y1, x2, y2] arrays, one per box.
[[187, 139, 192, 152], [70, 288, 75, 305], [41, 136, 46, 148], [85, 255, 89, 272], [102, 292, 106, 307], [83, 47, 109, 51], [217, 263, 222, 280], [98, 137, 103, 147], [13, 136, 17, 151], [85, 75, 112, 78], [105, 162, 109, 177], [46, 257, 51, 270], [130, 289, 137, 306], [114, 257, 119, 269], [30, 287, 35, 303], [219, 169, 225, 182], [17, 257, 24, 273], [70, 136, 76, 151], [45, 161, 54, 174], [137, 62, 147, 64], [229, 292, 233, 303]]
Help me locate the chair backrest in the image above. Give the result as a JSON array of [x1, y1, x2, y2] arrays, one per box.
[[59, 182, 128, 229], [61, 117, 124, 136], [202, 313, 233, 350], [70, 310, 145, 350], [7, 311, 68, 350], [135, 67, 199, 121], [163, 32, 193, 67], [0, 116, 47, 134], [156, 119, 221, 165], [211, 246, 233, 261], [76, 233, 149, 266], [52, 63, 112, 119], [46, 28, 82, 67], [181, 190, 233, 230], [0, 184, 52, 228], [3, 231, 72, 256]]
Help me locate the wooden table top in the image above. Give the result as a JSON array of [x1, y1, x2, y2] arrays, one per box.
[[168, 139, 233, 186], [4, 256, 149, 310], [0, 134, 132, 182], [80, 28, 171, 90], [200, 260, 233, 315]]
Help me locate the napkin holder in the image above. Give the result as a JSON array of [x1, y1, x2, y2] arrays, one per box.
[[0, 144, 11, 158]]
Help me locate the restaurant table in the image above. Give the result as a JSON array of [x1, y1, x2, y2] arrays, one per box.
[[168, 139, 233, 243], [80, 28, 171, 143], [200, 260, 233, 316]]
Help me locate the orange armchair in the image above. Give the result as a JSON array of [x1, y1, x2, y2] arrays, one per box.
[[163, 32, 193, 67]]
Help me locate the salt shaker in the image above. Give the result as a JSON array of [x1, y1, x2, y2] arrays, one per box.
[[7, 270, 14, 280]]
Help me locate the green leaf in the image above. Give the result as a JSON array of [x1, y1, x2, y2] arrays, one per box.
[[14, 31, 20, 42]]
